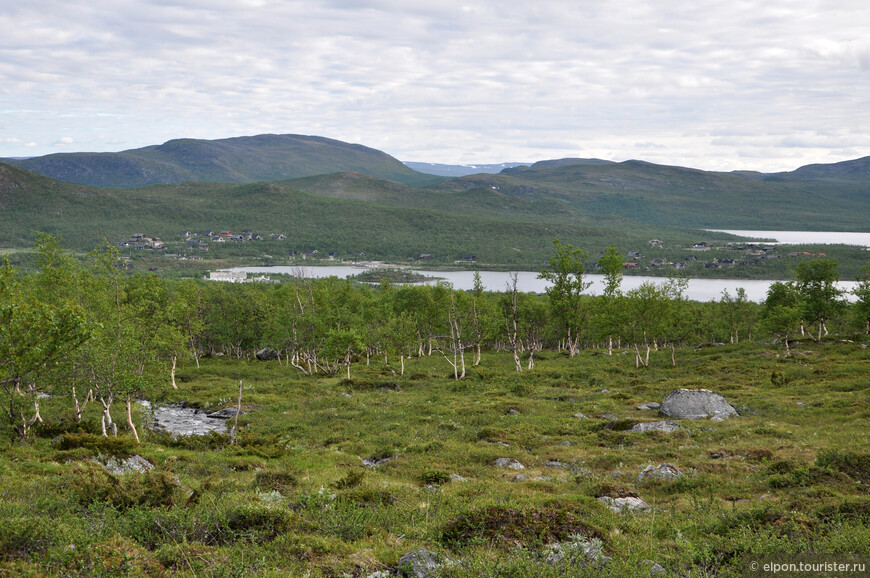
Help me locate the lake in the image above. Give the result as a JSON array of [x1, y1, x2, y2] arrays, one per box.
[[226, 265, 860, 303], [706, 230, 870, 247]]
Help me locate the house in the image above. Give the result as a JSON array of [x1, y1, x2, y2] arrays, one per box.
[[219, 231, 232, 237], [647, 239, 663, 247], [418, 254, 433, 261], [198, 243, 209, 251], [627, 251, 642, 259], [623, 262, 638, 269], [690, 242, 710, 251], [272, 234, 286, 240]]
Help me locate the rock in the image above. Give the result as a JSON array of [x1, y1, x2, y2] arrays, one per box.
[[543, 461, 567, 469], [255, 348, 279, 361], [574, 412, 588, 420], [600, 389, 610, 394], [207, 407, 245, 420], [507, 409, 519, 415], [397, 548, 442, 578], [659, 389, 737, 420], [151, 404, 229, 436], [96, 454, 154, 475], [796, 401, 806, 408], [449, 473, 468, 483], [628, 421, 683, 434], [598, 496, 650, 513], [545, 534, 609, 567], [512, 474, 530, 482], [639, 463, 682, 481], [599, 413, 619, 421], [362, 455, 396, 467], [495, 457, 525, 470], [340, 392, 353, 398], [637, 402, 661, 411], [557, 440, 573, 447], [640, 560, 668, 576]]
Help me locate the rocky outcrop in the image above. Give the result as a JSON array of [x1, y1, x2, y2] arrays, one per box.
[[659, 389, 737, 420]]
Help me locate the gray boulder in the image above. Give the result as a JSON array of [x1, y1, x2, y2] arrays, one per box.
[[255, 348, 279, 361], [495, 457, 525, 470], [598, 496, 650, 513], [95, 454, 154, 475], [628, 421, 683, 434], [639, 463, 682, 481], [397, 548, 442, 578], [659, 389, 737, 420]]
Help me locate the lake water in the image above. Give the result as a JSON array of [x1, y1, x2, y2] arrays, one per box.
[[227, 265, 860, 303], [706, 230, 870, 247]]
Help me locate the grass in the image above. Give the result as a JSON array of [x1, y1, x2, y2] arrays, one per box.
[[2, 339, 869, 575]]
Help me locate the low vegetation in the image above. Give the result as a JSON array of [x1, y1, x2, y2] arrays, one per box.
[[2, 237, 870, 575]]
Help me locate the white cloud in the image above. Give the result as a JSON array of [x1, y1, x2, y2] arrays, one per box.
[[0, 0, 868, 172]]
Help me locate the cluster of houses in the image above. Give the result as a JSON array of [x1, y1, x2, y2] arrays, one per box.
[[618, 240, 783, 272], [178, 230, 287, 252]]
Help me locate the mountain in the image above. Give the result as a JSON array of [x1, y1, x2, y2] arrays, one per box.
[[2, 134, 437, 188], [771, 155, 870, 182], [403, 161, 528, 177]]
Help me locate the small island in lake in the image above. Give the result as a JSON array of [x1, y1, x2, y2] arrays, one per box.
[[351, 268, 437, 285]]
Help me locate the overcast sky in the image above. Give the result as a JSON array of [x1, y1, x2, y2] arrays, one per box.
[[1, 1, 869, 171]]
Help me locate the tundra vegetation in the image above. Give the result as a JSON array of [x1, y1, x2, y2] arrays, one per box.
[[1, 238, 869, 576]]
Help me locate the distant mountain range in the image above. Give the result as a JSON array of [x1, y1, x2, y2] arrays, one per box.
[[2, 134, 869, 270], [403, 161, 528, 177]]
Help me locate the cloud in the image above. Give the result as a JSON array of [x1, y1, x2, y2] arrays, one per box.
[[0, 0, 868, 172]]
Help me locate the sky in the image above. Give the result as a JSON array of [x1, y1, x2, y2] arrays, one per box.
[[1, 0, 869, 172]]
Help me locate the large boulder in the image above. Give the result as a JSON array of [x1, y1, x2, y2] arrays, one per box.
[[659, 389, 737, 420], [256, 348, 279, 361]]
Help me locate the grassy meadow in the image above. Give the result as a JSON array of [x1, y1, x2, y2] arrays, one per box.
[[2, 340, 869, 576]]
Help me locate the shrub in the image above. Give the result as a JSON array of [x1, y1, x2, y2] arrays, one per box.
[[254, 471, 298, 493], [67, 464, 182, 510], [441, 505, 603, 550], [56, 433, 136, 456], [816, 450, 870, 484], [419, 470, 451, 486]]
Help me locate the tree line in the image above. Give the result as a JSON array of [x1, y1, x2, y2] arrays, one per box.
[[3, 236, 870, 442]]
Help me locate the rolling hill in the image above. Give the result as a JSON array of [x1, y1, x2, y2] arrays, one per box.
[[3, 134, 438, 188]]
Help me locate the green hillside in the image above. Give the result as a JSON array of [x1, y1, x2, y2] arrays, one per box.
[[3, 134, 437, 188], [0, 162, 698, 268], [486, 159, 870, 230]]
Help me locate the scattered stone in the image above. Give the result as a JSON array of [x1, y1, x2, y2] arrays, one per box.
[[659, 389, 738, 420], [512, 474, 530, 482], [609, 472, 623, 478], [598, 496, 650, 513], [709, 449, 730, 459], [362, 455, 396, 467], [545, 534, 609, 567], [340, 392, 353, 398], [495, 457, 525, 470], [637, 402, 661, 411], [640, 560, 668, 576], [207, 407, 246, 420], [397, 548, 443, 578], [507, 409, 519, 415], [557, 440, 573, 447], [599, 413, 619, 421], [600, 389, 610, 394], [255, 347, 279, 361], [796, 401, 806, 408], [379, 383, 402, 392], [95, 454, 154, 475], [628, 421, 683, 434], [574, 412, 588, 420], [543, 460, 567, 469], [639, 463, 682, 481], [449, 473, 468, 483]]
